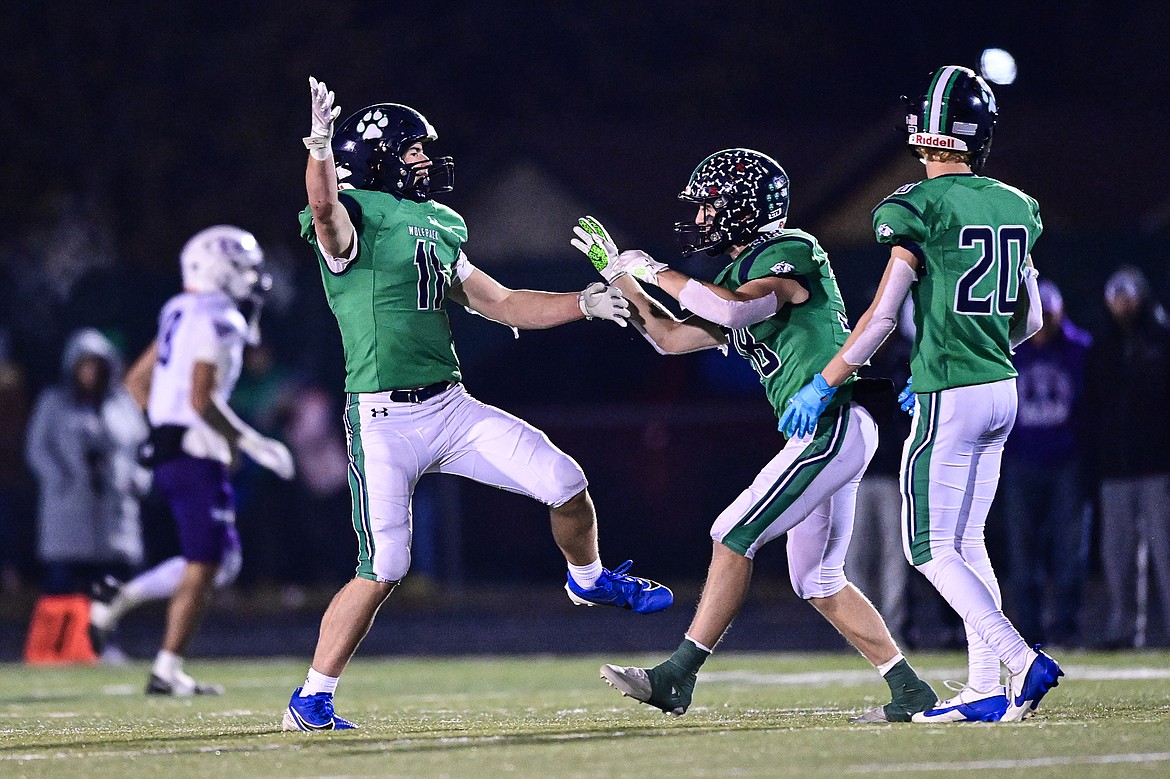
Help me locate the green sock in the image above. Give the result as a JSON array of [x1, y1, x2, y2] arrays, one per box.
[[883, 658, 917, 694], [659, 638, 710, 677], [882, 659, 937, 721]]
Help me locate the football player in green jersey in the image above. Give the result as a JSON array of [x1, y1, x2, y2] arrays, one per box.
[[580, 149, 936, 722], [283, 77, 672, 732], [783, 66, 1064, 723]]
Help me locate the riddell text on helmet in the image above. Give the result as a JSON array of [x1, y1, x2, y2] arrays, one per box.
[[909, 133, 968, 151]]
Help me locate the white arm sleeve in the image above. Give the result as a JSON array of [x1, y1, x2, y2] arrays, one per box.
[[320, 230, 359, 274], [677, 279, 778, 329], [453, 250, 476, 283], [1010, 266, 1043, 349], [841, 259, 917, 367]]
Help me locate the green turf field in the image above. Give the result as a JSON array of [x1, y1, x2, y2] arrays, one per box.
[[2, 651, 1168, 778]]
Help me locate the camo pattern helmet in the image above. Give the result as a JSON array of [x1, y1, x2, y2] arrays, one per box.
[[674, 148, 790, 256]]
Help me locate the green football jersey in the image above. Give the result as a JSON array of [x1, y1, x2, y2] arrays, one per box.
[[299, 188, 469, 393], [713, 230, 854, 420], [872, 174, 1042, 393]]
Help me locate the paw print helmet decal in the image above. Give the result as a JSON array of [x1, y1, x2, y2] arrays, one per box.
[[674, 148, 790, 256], [332, 103, 454, 200]]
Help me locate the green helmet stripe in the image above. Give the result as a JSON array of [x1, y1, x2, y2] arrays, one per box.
[[925, 66, 963, 134]]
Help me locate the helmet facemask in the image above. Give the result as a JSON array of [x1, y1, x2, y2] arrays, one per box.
[[368, 139, 454, 201]]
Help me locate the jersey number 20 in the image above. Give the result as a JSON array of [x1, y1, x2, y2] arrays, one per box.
[[954, 225, 1028, 316]]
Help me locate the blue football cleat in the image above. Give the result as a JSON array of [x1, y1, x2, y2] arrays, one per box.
[[1002, 646, 1064, 722], [565, 560, 673, 614], [282, 687, 358, 731], [911, 682, 1007, 723]]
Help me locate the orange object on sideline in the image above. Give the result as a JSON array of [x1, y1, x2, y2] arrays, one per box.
[[23, 594, 98, 665]]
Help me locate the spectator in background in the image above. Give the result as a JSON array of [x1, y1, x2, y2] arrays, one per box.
[[1001, 280, 1092, 647], [1085, 266, 1170, 647], [25, 328, 149, 594]]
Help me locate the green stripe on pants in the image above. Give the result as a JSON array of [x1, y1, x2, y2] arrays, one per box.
[[345, 394, 376, 579], [721, 408, 850, 555], [903, 393, 939, 565]]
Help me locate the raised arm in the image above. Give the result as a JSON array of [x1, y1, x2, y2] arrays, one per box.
[[303, 76, 355, 261]]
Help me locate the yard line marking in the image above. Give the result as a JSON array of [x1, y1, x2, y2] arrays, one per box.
[[850, 752, 1170, 773], [702, 665, 1170, 687], [0, 743, 298, 762]]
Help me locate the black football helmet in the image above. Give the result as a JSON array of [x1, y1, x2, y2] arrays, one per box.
[[674, 148, 790, 256], [905, 65, 998, 173], [331, 103, 454, 200]]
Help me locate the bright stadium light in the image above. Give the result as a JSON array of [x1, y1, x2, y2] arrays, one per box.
[[980, 48, 1017, 85]]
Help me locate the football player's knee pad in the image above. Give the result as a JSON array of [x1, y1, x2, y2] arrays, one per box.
[[214, 543, 242, 589], [372, 522, 413, 582], [546, 455, 588, 508], [788, 564, 848, 600], [912, 553, 955, 588]]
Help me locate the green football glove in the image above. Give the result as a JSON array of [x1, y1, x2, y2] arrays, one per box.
[[571, 216, 669, 285], [571, 216, 623, 281]]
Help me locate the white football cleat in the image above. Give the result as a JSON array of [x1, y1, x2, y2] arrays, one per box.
[[911, 681, 1007, 723]]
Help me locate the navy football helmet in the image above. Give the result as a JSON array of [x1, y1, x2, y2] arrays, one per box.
[[905, 65, 998, 172], [674, 148, 790, 256], [332, 103, 454, 200]]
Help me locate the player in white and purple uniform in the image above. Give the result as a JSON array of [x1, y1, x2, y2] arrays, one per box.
[[91, 226, 295, 695]]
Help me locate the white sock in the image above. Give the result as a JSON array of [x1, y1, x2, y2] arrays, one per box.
[[877, 652, 904, 677], [684, 634, 715, 654], [568, 559, 603, 589], [153, 649, 182, 680], [965, 622, 1004, 691], [301, 667, 339, 697]]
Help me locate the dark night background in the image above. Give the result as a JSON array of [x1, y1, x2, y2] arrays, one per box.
[[0, 2, 1166, 655]]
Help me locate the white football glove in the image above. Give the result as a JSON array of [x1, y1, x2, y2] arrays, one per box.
[[238, 432, 296, 481], [304, 76, 341, 161], [612, 249, 668, 286], [578, 282, 630, 327], [571, 216, 624, 282]]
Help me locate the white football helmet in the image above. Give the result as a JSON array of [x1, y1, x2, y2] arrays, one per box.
[[180, 225, 268, 301]]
